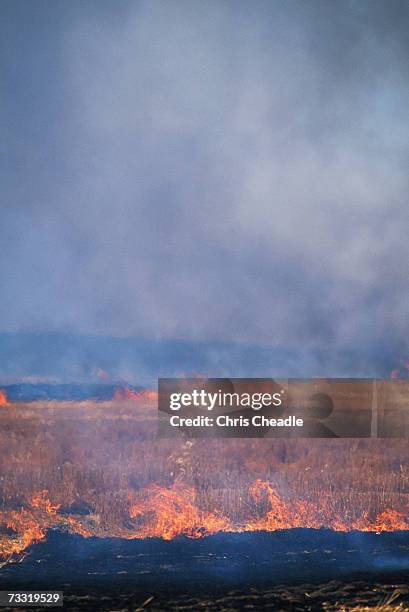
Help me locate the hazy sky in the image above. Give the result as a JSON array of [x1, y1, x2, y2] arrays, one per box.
[[2, 0, 409, 355]]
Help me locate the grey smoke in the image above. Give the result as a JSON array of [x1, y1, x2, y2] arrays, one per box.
[[1, 0, 409, 359]]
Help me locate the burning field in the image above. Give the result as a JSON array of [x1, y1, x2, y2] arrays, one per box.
[[1, 388, 409, 609]]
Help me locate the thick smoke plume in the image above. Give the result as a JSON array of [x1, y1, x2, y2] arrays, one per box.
[[2, 1, 409, 373]]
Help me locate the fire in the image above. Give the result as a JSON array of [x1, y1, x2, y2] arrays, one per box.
[[114, 386, 158, 402], [245, 479, 321, 531], [29, 490, 60, 515], [0, 484, 230, 564], [1, 392, 409, 567], [0, 389, 9, 407], [0, 491, 59, 564], [244, 479, 409, 533], [128, 483, 231, 539], [1, 480, 408, 567], [0, 490, 94, 565], [351, 509, 409, 533]]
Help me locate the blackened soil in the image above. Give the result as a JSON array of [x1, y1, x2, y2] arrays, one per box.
[[1, 530, 409, 610]]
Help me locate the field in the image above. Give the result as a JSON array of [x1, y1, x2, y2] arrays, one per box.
[[0, 395, 409, 609], [0, 397, 409, 549]]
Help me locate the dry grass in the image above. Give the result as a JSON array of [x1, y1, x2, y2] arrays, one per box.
[[0, 400, 408, 528]]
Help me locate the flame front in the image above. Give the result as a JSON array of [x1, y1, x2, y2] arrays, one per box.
[[1, 479, 408, 566]]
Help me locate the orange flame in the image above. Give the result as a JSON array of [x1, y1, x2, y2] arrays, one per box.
[[0, 490, 95, 565], [128, 483, 230, 539], [1, 479, 408, 567], [0, 491, 59, 563], [244, 479, 409, 533], [0, 389, 9, 407], [245, 479, 321, 531], [30, 490, 60, 515]]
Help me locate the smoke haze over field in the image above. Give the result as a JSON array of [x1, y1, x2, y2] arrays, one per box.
[[2, 1, 409, 362]]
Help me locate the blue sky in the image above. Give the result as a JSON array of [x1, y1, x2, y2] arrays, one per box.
[[2, 1, 409, 362]]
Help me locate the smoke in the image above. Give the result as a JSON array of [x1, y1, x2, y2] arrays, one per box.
[[2, 1, 409, 359]]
